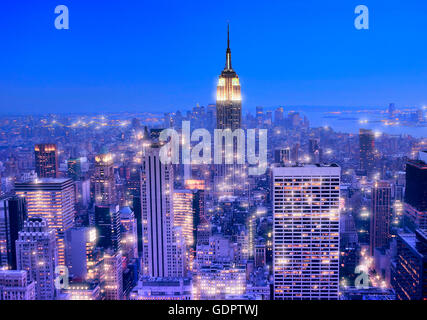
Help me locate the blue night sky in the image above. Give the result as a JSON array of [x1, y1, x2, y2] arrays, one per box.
[[0, 0, 427, 114]]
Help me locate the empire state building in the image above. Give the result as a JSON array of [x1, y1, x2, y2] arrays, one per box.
[[214, 25, 246, 197], [216, 25, 242, 130]]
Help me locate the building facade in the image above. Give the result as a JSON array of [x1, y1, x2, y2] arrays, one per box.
[[142, 143, 184, 278], [370, 181, 392, 256], [272, 164, 341, 300], [15, 178, 76, 266], [15, 218, 57, 300], [35, 144, 58, 179]]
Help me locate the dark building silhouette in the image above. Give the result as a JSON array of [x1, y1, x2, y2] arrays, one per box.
[[94, 205, 121, 253], [0, 196, 27, 269], [132, 196, 143, 257], [392, 229, 427, 300], [308, 138, 321, 164], [370, 181, 392, 256], [359, 129, 375, 175], [405, 155, 427, 230]]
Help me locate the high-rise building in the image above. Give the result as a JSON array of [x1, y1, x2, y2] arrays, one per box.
[[34, 144, 58, 178], [103, 250, 123, 300], [15, 178, 76, 266], [67, 158, 82, 180], [370, 181, 392, 256], [185, 179, 206, 227], [0, 270, 35, 300], [272, 164, 341, 300], [119, 206, 138, 261], [359, 129, 375, 175], [91, 152, 116, 206], [65, 227, 99, 282], [404, 153, 427, 230], [173, 189, 195, 270], [132, 195, 144, 258], [216, 25, 242, 131], [274, 107, 284, 126], [15, 217, 57, 300], [173, 190, 195, 249], [256, 106, 264, 126], [392, 229, 427, 300], [274, 147, 291, 166], [142, 143, 184, 278], [308, 138, 321, 164], [215, 25, 244, 196], [0, 195, 27, 269], [94, 204, 121, 253]]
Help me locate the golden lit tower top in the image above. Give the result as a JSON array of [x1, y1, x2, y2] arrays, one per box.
[[216, 24, 242, 130]]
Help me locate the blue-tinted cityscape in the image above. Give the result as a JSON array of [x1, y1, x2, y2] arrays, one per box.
[[0, 2, 426, 302]]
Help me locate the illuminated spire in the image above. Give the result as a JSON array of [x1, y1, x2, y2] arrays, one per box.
[[225, 24, 232, 70]]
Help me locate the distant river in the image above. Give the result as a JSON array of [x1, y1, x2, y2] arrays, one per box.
[[287, 106, 426, 138]]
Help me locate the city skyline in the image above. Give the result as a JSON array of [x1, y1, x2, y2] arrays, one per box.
[[0, 1, 426, 304]]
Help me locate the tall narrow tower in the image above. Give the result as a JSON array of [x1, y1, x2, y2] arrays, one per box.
[[216, 25, 242, 130], [141, 143, 184, 278], [359, 129, 375, 175], [370, 181, 392, 256], [91, 152, 116, 206], [215, 25, 245, 196]]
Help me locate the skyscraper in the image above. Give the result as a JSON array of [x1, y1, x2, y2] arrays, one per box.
[[141, 143, 184, 278], [91, 152, 116, 206], [359, 129, 375, 175], [103, 250, 123, 300], [173, 189, 195, 270], [274, 107, 284, 126], [392, 229, 427, 300], [15, 178, 76, 266], [216, 25, 242, 131], [15, 217, 57, 300], [173, 190, 195, 249], [274, 147, 291, 166], [94, 204, 121, 253], [0, 195, 27, 269], [65, 226, 99, 282], [256, 106, 264, 127], [215, 25, 244, 196], [119, 206, 138, 261], [272, 164, 341, 300], [67, 158, 82, 180], [308, 138, 321, 164], [370, 181, 392, 256], [34, 144, 58, 178], [404, 152, 427, 230]]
